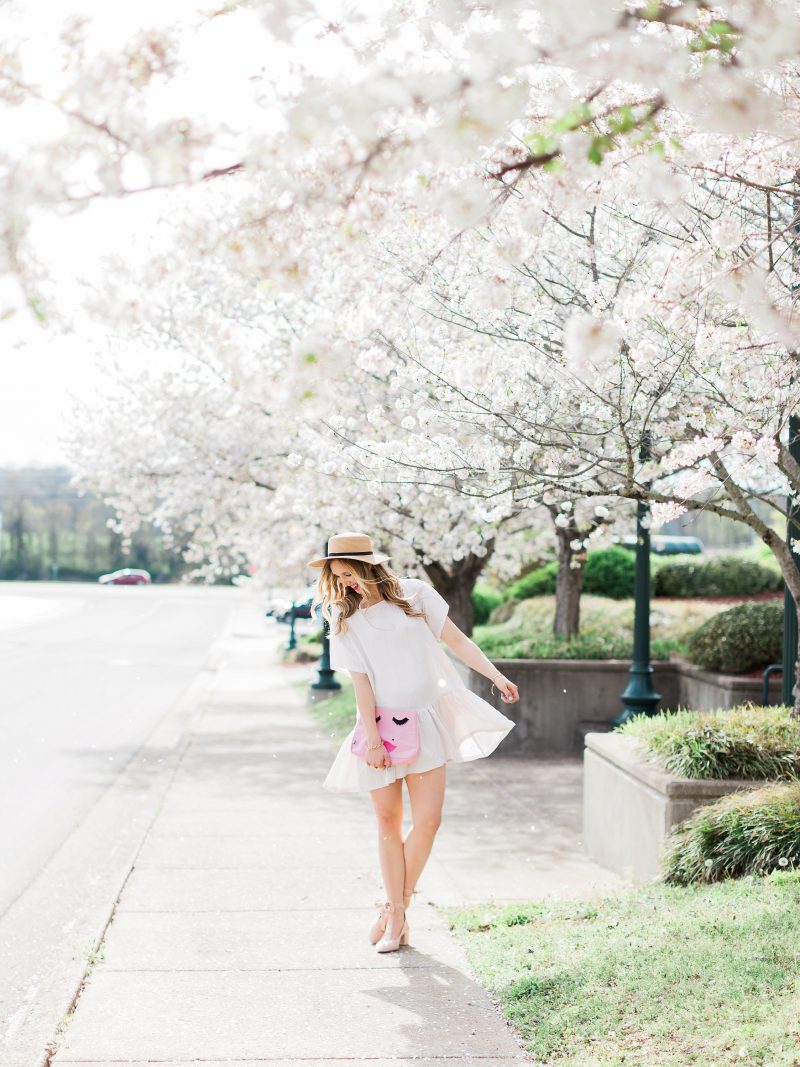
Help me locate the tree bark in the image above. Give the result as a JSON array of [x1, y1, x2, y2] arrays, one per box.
[[422, 540, 495, 637], [553, 521, 585, 639], [756, 525, 800, 718]]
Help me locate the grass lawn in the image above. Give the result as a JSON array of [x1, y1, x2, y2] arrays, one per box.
[[443, 874, 800, 1066], [295, 675, 356, 742], [474, 595, 724, 660]]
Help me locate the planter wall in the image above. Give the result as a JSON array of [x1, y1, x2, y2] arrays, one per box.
[[459, 656, 782, 755], [582, 732, 766, 883]]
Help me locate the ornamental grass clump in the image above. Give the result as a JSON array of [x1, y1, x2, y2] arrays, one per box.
[[617, 704, 800, 781], [663, 781, 800, 884]]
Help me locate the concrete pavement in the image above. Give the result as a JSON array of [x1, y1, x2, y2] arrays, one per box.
[[47, 599, 623, 1067]]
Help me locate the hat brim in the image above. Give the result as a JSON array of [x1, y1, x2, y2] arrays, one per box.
[[306, 553, 391, 568]]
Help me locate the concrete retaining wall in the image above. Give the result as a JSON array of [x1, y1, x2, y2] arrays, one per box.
[[464, 657, 781, 754], [582, 732, 766, 882]]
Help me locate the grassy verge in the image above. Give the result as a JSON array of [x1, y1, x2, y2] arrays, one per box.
[[443, 875, 800, 1066], [298, 676, 357, 742]]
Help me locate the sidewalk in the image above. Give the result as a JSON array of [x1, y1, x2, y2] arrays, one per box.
[[50, 601, 623, 1066]]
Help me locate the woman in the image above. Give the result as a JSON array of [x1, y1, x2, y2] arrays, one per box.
[[308, 531, 519, 953]]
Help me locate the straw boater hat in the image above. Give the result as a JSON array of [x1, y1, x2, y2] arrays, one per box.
[[306, 531, 391, 569]]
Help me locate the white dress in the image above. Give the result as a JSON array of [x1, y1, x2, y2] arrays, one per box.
[[322, 577, 516, 793]]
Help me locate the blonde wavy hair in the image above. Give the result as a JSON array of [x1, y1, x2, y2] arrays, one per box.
[[311, 558, 428, 636]]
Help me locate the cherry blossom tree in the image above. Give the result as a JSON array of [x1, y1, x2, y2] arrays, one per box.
[[7, 0, 800, 663], [322, 168, 800, 696], [62, 242, 545, 633]]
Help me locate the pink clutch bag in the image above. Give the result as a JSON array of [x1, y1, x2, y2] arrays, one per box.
[[351, 707, 420, 764]]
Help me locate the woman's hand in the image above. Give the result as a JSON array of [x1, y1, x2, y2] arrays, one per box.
[[492, 673, 520, 705], [366, 741, 391, 769]]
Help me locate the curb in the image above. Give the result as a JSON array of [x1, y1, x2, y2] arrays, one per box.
[[0, 629, 230, 1067]]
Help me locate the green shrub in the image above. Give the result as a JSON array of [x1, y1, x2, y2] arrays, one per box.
[[472, 584, 506, 626], [507, 560, 558, 599], [663, 781, 800, 884], [508, 547, 636, 602], [582, 547, 635, 599], [618, 704, 800, 780], [686, 600, 782, 673], [654, 555, 783, 598]]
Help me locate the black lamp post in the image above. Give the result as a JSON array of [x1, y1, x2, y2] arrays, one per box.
[[613, 438, 661, 727], [310, 539, 341, 694], [285, 601, 297, 651], [781, 412, 800, 709]]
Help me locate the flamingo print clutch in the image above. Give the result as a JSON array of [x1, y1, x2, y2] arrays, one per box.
[[351, 707, 420, 764]]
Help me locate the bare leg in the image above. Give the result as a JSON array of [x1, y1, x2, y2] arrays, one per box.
[[369, 777, 406, 938], [402, 764, 446, 900]]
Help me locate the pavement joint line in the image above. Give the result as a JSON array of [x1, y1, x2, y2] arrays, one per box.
[[114, 907, 422, 913], [95, 965, 455, 972], [114, 906, 439, 913], [50, 1058, 531, 1064], [145, 832, 372, 837], [131, 865, 377, 871]]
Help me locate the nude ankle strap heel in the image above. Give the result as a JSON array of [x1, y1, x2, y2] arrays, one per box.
[[375, 901, 409, 953], [369, 899, 389, 945]]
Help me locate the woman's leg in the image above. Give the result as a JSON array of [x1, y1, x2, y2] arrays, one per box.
[[402, 764, 446, 899], [369, 777, 406, 937]]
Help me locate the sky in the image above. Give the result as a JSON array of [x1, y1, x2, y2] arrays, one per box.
[[1, 0, 284, 469], [0, 335, 100, 468], [2, 195, 179, 469], [0, 0, 398, 469], [1, 0, 378, 469]]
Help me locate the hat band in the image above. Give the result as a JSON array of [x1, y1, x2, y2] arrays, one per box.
[[328, 550, 376, 557]]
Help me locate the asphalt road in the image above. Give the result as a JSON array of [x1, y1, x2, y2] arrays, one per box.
[[0, 581, 249, 920]]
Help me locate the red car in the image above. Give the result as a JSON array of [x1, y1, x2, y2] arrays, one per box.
[[98, 568, 152, 585]]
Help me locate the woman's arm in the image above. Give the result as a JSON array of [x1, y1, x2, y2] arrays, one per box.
[[350, 671, 392, 767], [439, 617, 520, 704]]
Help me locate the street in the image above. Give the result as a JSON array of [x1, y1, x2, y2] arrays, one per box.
[[0, 582, 242, 918]]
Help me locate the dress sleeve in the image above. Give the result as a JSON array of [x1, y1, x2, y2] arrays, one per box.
[[328, 610, 368, 674], [416, 580, 450, 640]]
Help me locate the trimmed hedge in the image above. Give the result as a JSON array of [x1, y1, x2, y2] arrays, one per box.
[[508, 548, 636, 602], [663, 781, 800, 884], [686, 600, 782, 674], [472, 585, 506, 626], [508, 561, 558, 599], [654, 555, 783, 598], [582, 547, 635, 599], [618, 704, 800, 781]]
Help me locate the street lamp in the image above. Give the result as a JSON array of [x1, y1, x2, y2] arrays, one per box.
[[782, 412, 800, 708], [613, 438, 661, 727], [285, 601, 298, 651], [310, 539, 341, 695]]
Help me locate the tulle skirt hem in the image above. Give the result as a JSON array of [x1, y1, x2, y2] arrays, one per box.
[[321, 686, 516, 794]]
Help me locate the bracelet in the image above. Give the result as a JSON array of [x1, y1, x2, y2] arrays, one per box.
[[367, 742, 384, 750]]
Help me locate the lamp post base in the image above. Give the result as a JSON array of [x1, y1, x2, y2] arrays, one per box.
[[613, 665, 661, 727], [310, 668, 342, 693]]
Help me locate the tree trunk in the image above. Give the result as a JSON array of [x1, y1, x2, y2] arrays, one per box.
[[762, 528, 800, 717], [553, 522, 585, 639], [422, 540, 495, 637], [792, 599, 800, 720]]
